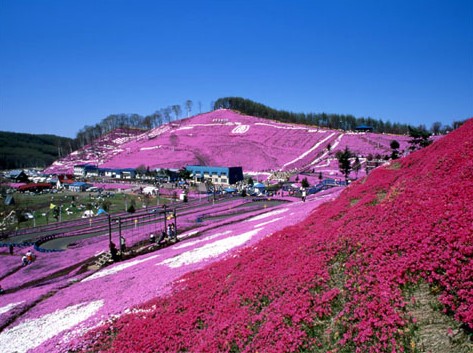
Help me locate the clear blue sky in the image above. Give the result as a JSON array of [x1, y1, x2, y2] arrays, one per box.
[[1, 0, 472, 137]]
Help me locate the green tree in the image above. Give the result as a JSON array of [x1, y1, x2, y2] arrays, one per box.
[[336, 146, 353, 183], [101, 200, 111, 212], [171, 105, 182, 120], [178, 167, 191, 180], [408, 126, 432, 151], [301, 177, 310, 188], [390, 140, 400, 160], [431, 121, 442, 135], [212, 97, 414, 134], [136, 164, 147, 177], [390, 140, 400, 150], [127, 199, 136, 213], [185, 100, 193, 118]]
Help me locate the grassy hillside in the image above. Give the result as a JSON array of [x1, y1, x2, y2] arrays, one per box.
[[0, 131, 77, 170], [74, 119, 472, 352]]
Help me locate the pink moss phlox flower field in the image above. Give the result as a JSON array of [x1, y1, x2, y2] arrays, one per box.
[[44, 110, 412, 176], [21, 119, 467, 353], [0, 188, 341, 353], [2, 111, 471, 353]]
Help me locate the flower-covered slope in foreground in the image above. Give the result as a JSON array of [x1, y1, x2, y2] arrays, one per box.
[[60, 119, 472, 352], [0, 190, 341, 353]]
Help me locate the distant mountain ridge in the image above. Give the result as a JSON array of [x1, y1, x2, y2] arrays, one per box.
[[0, 131, 78, 170], [44, 109, 415, 176]]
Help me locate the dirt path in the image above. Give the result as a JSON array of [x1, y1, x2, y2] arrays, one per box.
[[409, 283, 472, 353]]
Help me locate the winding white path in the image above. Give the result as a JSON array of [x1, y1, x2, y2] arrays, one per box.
[[282, 132, 337, 169]]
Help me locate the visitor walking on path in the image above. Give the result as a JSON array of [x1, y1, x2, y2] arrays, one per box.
[[172, 223, 177, 241]]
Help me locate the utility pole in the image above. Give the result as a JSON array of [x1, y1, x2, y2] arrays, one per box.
[[163, 204, 167, 231], [118, 217, 122, 240]]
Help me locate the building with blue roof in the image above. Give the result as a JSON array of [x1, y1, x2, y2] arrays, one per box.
[[186, 165, 243, 185], [69, 182, 93, 192], [355, 125, 374, 132]]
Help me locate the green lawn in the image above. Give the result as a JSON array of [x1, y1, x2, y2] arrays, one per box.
[[1, 190, 168, 231]]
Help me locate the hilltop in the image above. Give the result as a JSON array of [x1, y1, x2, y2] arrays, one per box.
[[43, 128, 144, 174], [44, 109, 413, 176]]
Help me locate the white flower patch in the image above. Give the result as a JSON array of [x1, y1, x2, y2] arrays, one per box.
[[231, 125, 250, 134], [173, 230, 232, 250], [159, 228, 261, 268], [308, 135, 343, 167], [253, 216, 283, 228], [282, 132, 336, 168], [140, 145, 162, 151], [245, 208, 288, 222], [176, 230, 198, 240], [82, 254, 160, 282], [0, 301, 24, 315], [0, 300, 103, 353]]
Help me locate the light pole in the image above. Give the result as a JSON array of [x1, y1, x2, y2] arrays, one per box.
[[107, 214, 112, 249], [163, 204, 167, 232], [173, 208, 177, 237]]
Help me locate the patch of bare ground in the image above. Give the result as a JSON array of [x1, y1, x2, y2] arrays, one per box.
[[408, 283, 472, 353]]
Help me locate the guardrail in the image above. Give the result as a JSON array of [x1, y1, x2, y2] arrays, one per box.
[[34, 233, 65, 253], [0, 241, 35, 248]]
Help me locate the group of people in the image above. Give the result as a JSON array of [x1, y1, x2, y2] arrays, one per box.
[[149, 223, 178, 245], [22, 250, 35, 266]]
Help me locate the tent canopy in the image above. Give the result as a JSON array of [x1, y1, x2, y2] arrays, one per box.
[[97, 208, 108, 216]]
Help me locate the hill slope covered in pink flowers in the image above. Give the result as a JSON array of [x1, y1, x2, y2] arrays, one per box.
[[69, 119, 473, 352], [44, 109, 412, 175]]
